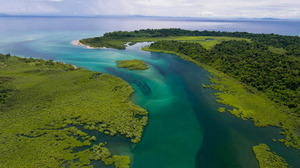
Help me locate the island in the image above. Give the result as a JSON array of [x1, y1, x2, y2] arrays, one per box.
[[116, 59, 149, 70], [80, 28, 300, 167], [0, 54, 148, 167]]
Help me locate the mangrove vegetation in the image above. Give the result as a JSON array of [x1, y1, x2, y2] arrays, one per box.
[[116, 59, 149, 70], [0, 54, 148, 167], [253, 144, 290, 168]]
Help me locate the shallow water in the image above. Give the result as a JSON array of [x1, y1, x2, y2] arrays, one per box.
[[0, 17, 299, 167]]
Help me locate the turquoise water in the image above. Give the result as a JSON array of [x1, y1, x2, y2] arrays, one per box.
[[0, 17, 299, 167]]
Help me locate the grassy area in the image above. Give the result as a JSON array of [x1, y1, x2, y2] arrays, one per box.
[[268, 46, 288, 55], [253, 144, 290, 168], [116, 59, 149, 70], [80, 36, 250, 50], [143, 46, 300, 149], [170, 36, 251, 49], [0, 54, 147, 167]]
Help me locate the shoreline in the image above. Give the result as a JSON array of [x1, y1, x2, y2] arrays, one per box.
[[71, 40, 106, 49], [142, 46, 300, 150]]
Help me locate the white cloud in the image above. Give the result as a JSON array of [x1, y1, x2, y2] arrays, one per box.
[[135, 0, 186, 7], [0, 0, 60, 14], [30, 0, 63, 1], [0, 0, 299, 18]]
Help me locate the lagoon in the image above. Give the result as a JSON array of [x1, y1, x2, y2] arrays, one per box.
[[0, 17, 299, 167]]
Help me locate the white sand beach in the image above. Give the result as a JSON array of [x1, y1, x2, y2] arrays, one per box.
[[71, 40, 105, 49]]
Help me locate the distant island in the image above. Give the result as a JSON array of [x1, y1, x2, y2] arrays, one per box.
[[80, 28, 300, 167], [116, 59, 149, 70], [0, 54, 148, 167]]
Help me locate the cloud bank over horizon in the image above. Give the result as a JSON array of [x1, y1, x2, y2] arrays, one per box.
[[0, 0, 299, 18]]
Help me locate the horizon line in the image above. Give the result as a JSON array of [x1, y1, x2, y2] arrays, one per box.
[[0, 14, 299, 21]]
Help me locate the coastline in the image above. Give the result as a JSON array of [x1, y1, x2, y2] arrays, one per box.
[[71, 40, 106, 49], [142, 46, 300, 150], [142, 46, 298, 167]]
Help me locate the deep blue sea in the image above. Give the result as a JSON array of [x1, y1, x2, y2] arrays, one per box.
[[0, 17, 299, 168]]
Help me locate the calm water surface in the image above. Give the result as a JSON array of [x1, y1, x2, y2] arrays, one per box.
[[0, 17, 299, 167]]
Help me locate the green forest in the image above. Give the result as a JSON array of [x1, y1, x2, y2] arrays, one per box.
[[81, 28, 300, 57], [81, 29, 300, 166], [148, 40, 300, 114], [0, 54, 148, 167], [81, 28, 299, 115], [144, 33, 300, 151]]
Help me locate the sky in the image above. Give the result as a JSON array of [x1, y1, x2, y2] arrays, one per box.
[[0, 0, 300, 18]]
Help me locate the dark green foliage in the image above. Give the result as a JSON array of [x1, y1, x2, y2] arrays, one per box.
[[0, 53, 10, 62], [148, 40, 207, 59], [0, 77, 13, 106], [149, 40, 300, 114], [101, 28, 300, 57], [80, 28, 250, 49], [103, 28, 197, 38], [0, 54, 15, 106], [80, 37, 127, 49]]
